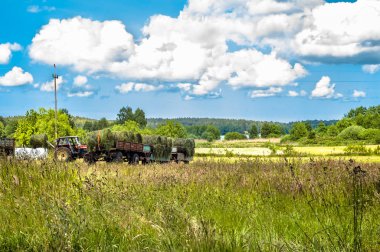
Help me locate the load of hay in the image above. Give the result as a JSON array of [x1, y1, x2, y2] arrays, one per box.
[[30, 134, 48, 148], [85, 129, 143, 151], [173, 138, 195, 157], [143, 135, 172, 160]]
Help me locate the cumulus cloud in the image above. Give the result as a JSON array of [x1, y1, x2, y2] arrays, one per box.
[[40, 76, 64, 92], [27, 5, 56, 13], [115, 82, 164, 94], [31, 0, 380, 98], [250, 87, 283, 98], [362, 64, 380, 74], [73, 75, 88, 87], [311, 76, 342, 99], [0, 43, 22, 64], [0, 67, 33, 86], [293, 0, 380, 63], [353, 90, 366, 98], [29, 17, 135, 73]]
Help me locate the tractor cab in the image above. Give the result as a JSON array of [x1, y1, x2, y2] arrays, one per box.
[[55, 136, 87, 162]]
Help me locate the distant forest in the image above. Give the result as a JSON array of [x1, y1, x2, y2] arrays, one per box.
[[147, 118, 337, 135]]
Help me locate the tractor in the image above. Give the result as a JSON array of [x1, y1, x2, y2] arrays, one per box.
[[54, 136, 88, 162]]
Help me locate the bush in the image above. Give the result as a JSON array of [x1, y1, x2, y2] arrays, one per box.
[[338, 126, 365, 140], [224, 132, 247, 140], [358, 128, 380, 142]]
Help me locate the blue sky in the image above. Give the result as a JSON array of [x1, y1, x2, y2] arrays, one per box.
[[0, 0, 379, 122]]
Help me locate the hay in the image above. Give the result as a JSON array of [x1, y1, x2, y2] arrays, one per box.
[[85, 130, 144, 151], [30, 134, 48, 148], [143, 135, 172, 159], [173, 138, 195, 157]]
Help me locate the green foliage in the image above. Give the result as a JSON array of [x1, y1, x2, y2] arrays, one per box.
[[290, 122, 308, 140], [156, 120, 187, 138], [116, 106, 147, 127], [202, 125, 220, 142], [261, 122, 283, 138], [224, 132, 246, 140], [249, 124, 258, 139], [4, 119, 18, 137], [13, 108, 75, 146], [327, 125, 339, 137], [0, 122, 4, 138], [338, 126, 366, 140]]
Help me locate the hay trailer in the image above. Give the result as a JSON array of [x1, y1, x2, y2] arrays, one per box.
[[171, 147, 192, 164], [0, 138, 15, 157], [83, 140, 154, 164], [54, 136, 88, 162]]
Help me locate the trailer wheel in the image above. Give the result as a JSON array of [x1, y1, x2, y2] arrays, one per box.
[[131, 154, 139, 165], [113, 152, 123, 163], [55, 147, 72, 162], [84, 153, 96, 164]]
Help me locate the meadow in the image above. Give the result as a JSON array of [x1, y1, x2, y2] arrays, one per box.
[[0, 157, 379, 251]]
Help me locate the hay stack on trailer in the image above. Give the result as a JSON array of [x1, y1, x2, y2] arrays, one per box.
[[30, 134, 48, 148], [85, 130, 143, 151], [143, 135, 172, 160], [173, 138, 195, 157]]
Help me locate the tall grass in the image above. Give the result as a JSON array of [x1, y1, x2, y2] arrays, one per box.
[[0, 157, 379, 251]]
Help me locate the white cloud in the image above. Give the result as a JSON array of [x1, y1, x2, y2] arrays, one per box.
[[116, 82, 164, 94], [250, 87, 283, 98], [288, 90, 299, 97], [27, 5, 56, 13], [362, 64, 380, 74], [353, 90, 366, 98], [293, 0, 380, 63], [288, 90, 307, 97], [40, 76, 64, 92], [67, 91, 94, 97], [73, 75, 88, 87], [29, 17, 135, 73], [0, 43, 22, 64], [311, 76, 342, 99], [115, 82, 135, 94], [0, 67, 33, 86]]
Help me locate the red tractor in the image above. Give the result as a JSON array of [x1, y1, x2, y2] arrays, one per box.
[[54, 136, 88, 162]]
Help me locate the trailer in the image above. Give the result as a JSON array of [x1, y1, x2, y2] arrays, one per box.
[[83, 140, 157, 164], [0, 138, 15, 157], [171, 147, 193, 164]]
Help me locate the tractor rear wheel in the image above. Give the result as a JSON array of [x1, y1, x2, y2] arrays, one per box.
[[113, 152, 123, 163], [55, 147, 72, 162]]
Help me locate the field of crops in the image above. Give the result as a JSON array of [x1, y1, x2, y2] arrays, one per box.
[[1, 158, 379, 251]]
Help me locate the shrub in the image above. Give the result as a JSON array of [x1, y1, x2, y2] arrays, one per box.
[[344, 145, 371, 155], [224, 132, 246, 140], [338, 126, 365, 140], [358, 128, 380, 142]]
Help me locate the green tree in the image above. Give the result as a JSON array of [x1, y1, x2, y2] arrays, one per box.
[[249, 124, 258, 139], [261, 123, 282, 138], [83, 121, 93, 131], [290, 122, 308, 140], [327, 125, 339, 137], [97, 117, 109, 129], [14, 108, 75, 145], [116, 106, 134, 125], [4, 119, 18, 137], [202, 125, 220, 141], [224, 132, 246, 140], [156, 120, 187, 138], [134, 108, 147, 127]]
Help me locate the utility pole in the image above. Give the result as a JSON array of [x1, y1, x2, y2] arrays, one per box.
[[53, 64, 59, 139]]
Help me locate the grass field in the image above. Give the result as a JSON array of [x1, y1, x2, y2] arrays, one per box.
[[1, 158, 379, 251]]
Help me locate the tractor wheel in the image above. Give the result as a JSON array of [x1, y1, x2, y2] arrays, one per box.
[[131, 154, 140, 165], [55, 147, 72, 162]]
